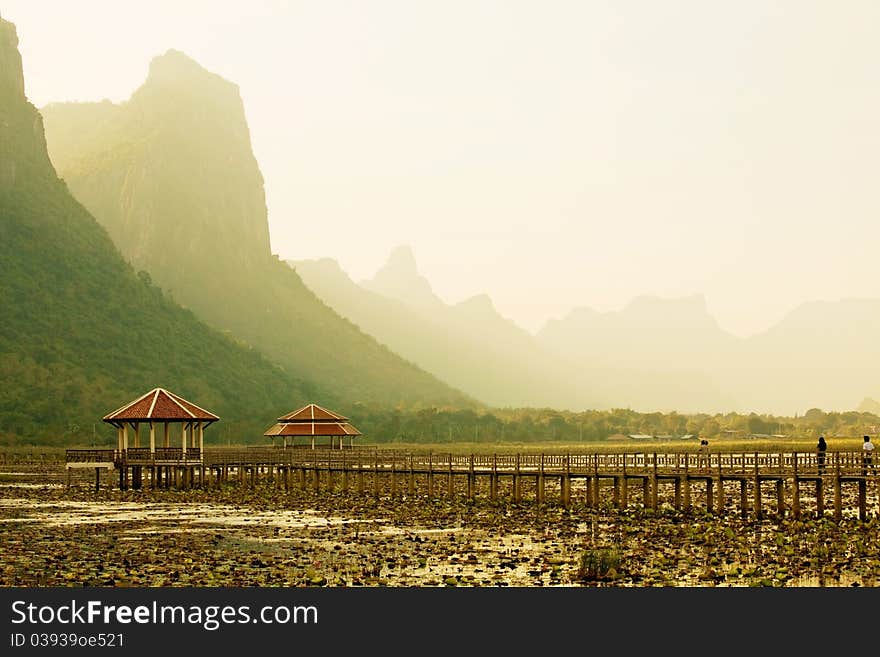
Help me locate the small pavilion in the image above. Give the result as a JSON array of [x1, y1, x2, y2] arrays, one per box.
[[102, 387, 220, 459], [66, 387, 220, 490], [263, 403, 361, 449]]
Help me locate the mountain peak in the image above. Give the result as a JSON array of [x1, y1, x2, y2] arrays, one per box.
[[384, 245, 419, 276], [0, 17, 25, 105], [363, 245, 443, 310], [135, 48, 239, 106], [0, 17, 56, 191], [456, 293, 495, 312], [147, 48, 216, 81]]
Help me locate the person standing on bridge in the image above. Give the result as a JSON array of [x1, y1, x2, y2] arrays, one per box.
[[697, 439, 710, 471], [862, 435, 875, 475], [816, 436, 827, 474]]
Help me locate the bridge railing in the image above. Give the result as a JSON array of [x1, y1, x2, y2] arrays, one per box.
[[116, 448, 880, 477], [65, 449, 116, 463]]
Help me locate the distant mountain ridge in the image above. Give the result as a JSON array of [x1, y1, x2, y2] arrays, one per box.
[[296, 246, 880, 415], [539, 295, 880, 414], [292, 247, 605, 410], [537, 293, 738, 370], [41, 50, 474, 411]]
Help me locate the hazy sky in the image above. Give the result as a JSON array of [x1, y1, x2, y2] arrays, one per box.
[[5, 1, 880, 336]]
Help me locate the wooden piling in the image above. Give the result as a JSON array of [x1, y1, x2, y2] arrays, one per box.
[[447, 454, 454, 497], [834, 455, 842, 522], [651, 454, 658, 510], [561, 454, 570, 508], [753, 454, 761, 519], [373, 453, 380, 498], [776, 479, 785, 519], [537, 454, 545, 504], [858, 479, 867, 521], [683, 454, 692, 511], [427, 453, 434, 498], [592, 455, 600, 507], [513, 453, 521, 503]]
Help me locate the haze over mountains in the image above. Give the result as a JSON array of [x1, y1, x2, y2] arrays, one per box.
[[40, 49, 473, 413], [295, 246, 880, 416], [293, 247, 603, 410], [0, 17, 317, 441], [6, 17, 878, 432]]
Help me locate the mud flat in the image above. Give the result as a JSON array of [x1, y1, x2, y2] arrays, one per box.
[[1, 465, 879, 587]]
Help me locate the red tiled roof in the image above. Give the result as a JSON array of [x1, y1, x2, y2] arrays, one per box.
[[277, 404, 349, 423], [263, 422, 362, 437], [103, 388, 219, 423]]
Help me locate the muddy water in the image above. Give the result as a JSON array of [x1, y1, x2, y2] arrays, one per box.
[[1, 465, 879, 587]]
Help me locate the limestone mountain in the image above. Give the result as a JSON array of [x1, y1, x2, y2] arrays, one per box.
[[734, 299, 880, 414], [295, 239, 880, 415], [538, 295, 880, 415], [361, 245, 444, 312], [292, 250, 605, 410], [295, 250, 744, 413], [537, 294, 738, 371], [537, 295, 743, 413], [41, 51, 473, 410], [0, 17, 319, 443]]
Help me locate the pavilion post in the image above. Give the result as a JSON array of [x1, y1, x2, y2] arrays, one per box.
[[311, 436, 315, 450], [182, 423, 187, 457], [164, 422, 169, 448], [133, 422, 140, 448], [149, 421, 156, 455], [117, 426, 123, 455], [198, 422, 204, 458], [122, 424, 128, 451]]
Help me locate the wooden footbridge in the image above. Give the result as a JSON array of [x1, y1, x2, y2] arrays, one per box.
[[65, 447, 880, 521]]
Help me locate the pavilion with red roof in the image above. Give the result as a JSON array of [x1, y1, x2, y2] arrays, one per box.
[[65, 387, 220, 490], [263, 403, 361, 449], [103, 387, 219, 460]]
